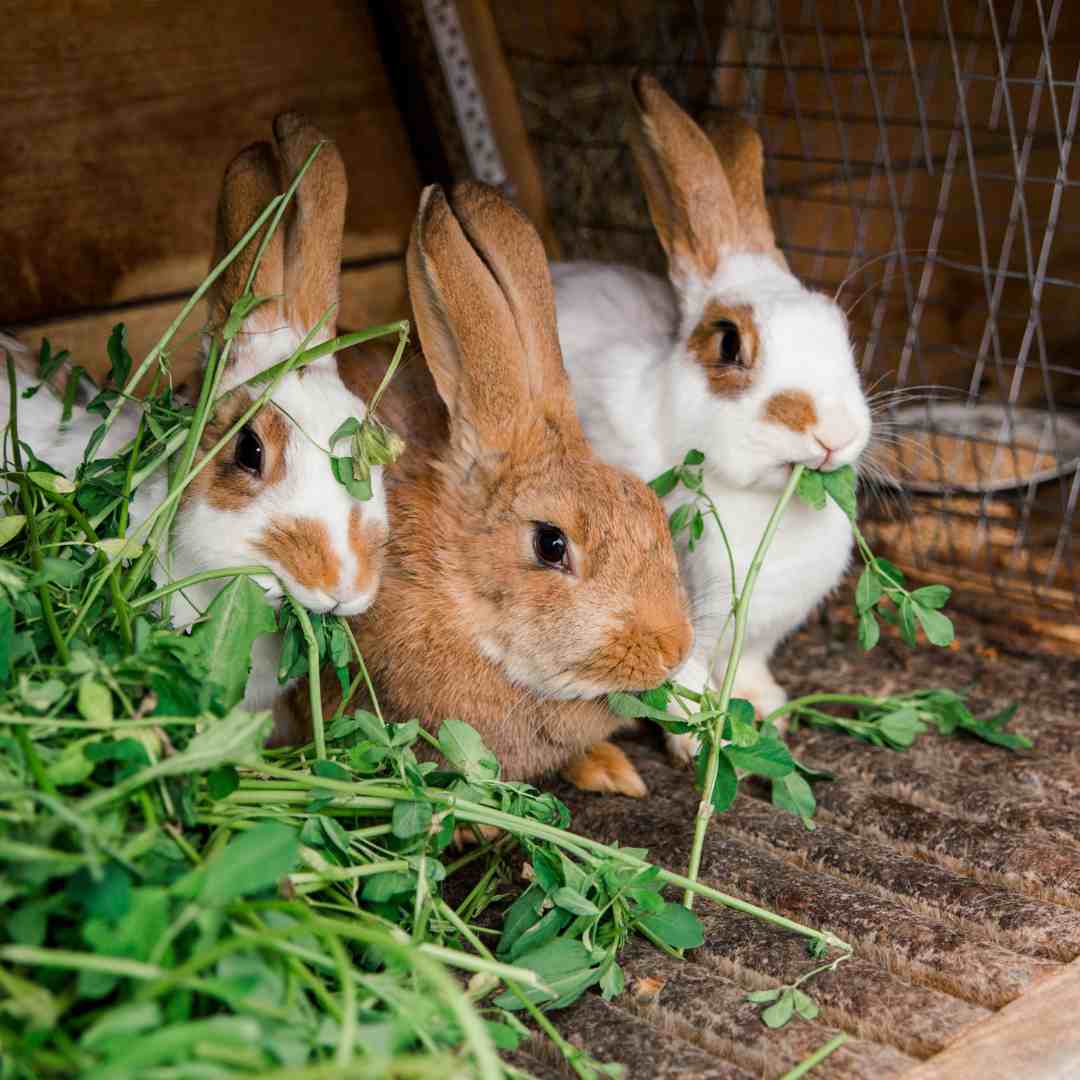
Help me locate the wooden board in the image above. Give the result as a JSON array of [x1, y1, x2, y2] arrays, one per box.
[[10, 259, 410, 389], [902, 958, 1080, 1079], [0, 0, 420, 325]]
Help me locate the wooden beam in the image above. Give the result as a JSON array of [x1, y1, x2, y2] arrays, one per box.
[[902, 958, 1080, 1079]]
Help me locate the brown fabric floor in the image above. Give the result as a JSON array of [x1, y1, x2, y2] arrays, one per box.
[[514, 608, 1080, 1078]]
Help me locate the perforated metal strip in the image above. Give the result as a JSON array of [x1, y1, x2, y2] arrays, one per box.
[[421, 0, 509, 191]]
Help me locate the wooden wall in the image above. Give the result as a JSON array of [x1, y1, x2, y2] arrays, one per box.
[[0, 0, 421, 382]]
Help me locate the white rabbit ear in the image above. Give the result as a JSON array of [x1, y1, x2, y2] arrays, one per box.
[[628, 73, 740, 287], [707, 118, 788, 269], [274, 112, 347, 346], [208, 142, 286, 339], [407, 181, 583, 462]]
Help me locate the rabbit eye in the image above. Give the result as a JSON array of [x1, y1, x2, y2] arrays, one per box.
[[533, 523, 570, 571], [235, 425, 264, 477], [713, 319, 742, 366]]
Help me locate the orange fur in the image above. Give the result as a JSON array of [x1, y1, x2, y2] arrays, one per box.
[[628, 73, 739, 281], [763, 389, 818, 433], [686, 300, 760, 398], [340, 181, 692, 784], [255, 517, 339, 593], [348, 506, 385, 593], [561, 741, 648, 798]]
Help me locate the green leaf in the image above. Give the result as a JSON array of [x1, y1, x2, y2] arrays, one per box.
[[637, 901, 704, 950], [154, 708, 271, 776], [607, 691, 678, 726], [796, 469, 826, 511], [726, 737, 796, 778], [190, 577, 277, 711], [821, 464, 857, 519], [361, 871, 415, 903], [77, 676, 113, 724], [898, 596, 919, 647], [694, 745, 739, 812], [106, 322, 133, 384], [206, 765, 239, 800], [745, 988, 782, 1004], [484, 1020, 522, 1052], [878, 707, 928, 747], [311, 759, 351, 781], [915, 605, 955, 647], [436, 718, 500, 780], [683, 449, 705, 466], [552, 887, 600, 917], [328, 415, 363, 449], [857, 610, 880, 651], [331, 454, 372, 501], [95, 536, 144, 560], [668, 503, 693, 536], [512, 937, 591, 981], [80, 1001, 162, 1048], [855, 566, 882, 613], [772, 772, 816, 826], [599, 961, 625, 1000], [392, 799, 433, 839], [727, 698, 757, 746], [792, 989, 819, 1020], [874, 557, 906, 588], [0, 599, 13, 684], [911, 584, 951, 610], [27, 470, 75, 495], [0, 515, 25, 547], [197, 823, 299, 905], [761, 989, 796, 1028], [84, 863, 133, 923], [649, 469, 678, 498]]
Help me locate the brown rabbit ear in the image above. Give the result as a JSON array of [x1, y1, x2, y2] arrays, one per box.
[[407, 181, 582, 458], [628, 73, 740, 286], [274, 112, 347, 345], [707, 118, 787, 269], [208, 141, 285, 336]]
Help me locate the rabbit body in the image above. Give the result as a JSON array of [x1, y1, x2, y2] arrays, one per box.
[[335, 182, 693, 792], [0, 115, 389, 733], [552, 77, 872, 758]]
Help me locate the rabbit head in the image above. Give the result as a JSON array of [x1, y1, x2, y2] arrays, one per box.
[[404, 181, 693, 701], [629, 74, 871, 494], [174, 114, 387, 619]]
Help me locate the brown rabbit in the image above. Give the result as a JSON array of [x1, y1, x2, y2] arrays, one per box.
[[335, 181, 692, 795]]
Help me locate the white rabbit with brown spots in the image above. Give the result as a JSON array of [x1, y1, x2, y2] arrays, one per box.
[[553, 75, 872, 762], [1, 115, 388, 741]]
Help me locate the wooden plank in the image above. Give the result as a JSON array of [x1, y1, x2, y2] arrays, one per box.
[[10, 260, 409, 389], [0, 0, 419, 324], [902, 958, 1080, 1080], [455, 0, 561, 257]]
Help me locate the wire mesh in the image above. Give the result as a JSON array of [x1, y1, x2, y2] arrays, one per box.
[[491, 0, 1080, 615]]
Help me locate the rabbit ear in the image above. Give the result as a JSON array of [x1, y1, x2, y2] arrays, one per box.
[[274, 112, 348, 345], [707, 118, 787, 269], [208, 141, 285, 338], [628, 73, 740, 287], [407, 181, 581, 459]]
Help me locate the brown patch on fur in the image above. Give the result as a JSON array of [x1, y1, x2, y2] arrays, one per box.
[[348, 506, 385, 593], [183, 390, 289, 512], [562, 741, 648, 797], [687, 301, 759, 397], [628, 74, 739, 281], [763, 389, 818, 433], [255, 516, 339, 592]]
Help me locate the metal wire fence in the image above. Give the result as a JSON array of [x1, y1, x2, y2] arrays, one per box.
[[491, 0, 1080, 615]]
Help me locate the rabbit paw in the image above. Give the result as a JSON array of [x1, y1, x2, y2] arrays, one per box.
[[734, 657, 789, 734], [664, 730, 700, 767], [562, 741, 647, 798]]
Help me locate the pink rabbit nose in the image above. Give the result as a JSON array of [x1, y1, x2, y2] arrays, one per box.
[[813, 433, 858, 470]]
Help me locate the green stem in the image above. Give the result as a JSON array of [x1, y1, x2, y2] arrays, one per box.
[[341, 617, 383, 723], [779, 1034, 849, 1080], [6, 356, 69, 663], [288, 597, 326, 759], [765, 692, 889, 726], [14, 727, 58, 796], [129, 564, 272, 610], [683, 464, 804, 911]]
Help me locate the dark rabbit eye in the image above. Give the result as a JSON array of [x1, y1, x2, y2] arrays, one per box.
[[533, 523, 569, 570], [235, 425, 264, 476], [713, 319, 742, 366]]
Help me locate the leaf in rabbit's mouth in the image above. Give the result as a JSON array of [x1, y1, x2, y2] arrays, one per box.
[[328, 414, 405, 502]]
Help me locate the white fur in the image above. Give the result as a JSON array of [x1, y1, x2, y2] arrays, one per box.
[[553, 254, 871, 757], [1, 334, 386, 714]]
